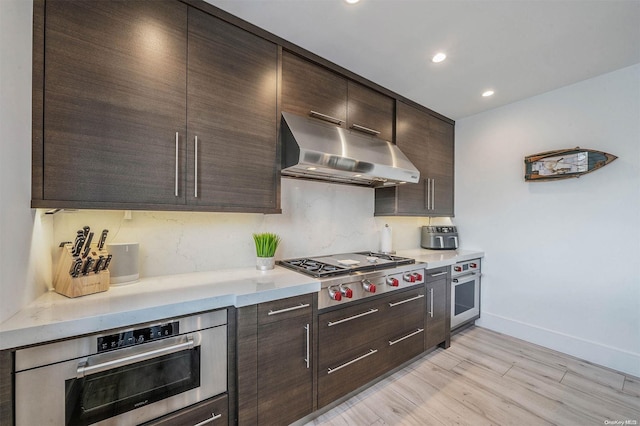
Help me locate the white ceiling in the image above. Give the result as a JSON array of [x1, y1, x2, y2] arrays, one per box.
[[205, 0, 640, 120]]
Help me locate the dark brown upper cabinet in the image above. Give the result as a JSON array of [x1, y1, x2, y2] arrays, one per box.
[[375, 101, 454, 217], [281, 51, 394, 141], [37, 0, 189, 207], [347, 81, 394, 142], [186, 7, 279, 211], [33, 0, 280, 213]]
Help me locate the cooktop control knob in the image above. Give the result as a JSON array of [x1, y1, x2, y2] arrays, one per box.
[[362, 279, 376, 293], [386, 277, 399, 287], [328, 286, 342, 301], [403, 273, 416, 283], [340, 285, 353, 298], [412, 272, 423, 281]]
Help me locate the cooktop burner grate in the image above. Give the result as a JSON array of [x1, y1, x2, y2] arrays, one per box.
[[279, 252, 415, 278]]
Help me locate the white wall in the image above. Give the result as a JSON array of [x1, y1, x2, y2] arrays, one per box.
[[0, 0, 53, 323], [456, 64, 640, 376]]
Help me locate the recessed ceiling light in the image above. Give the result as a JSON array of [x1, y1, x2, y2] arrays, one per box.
[[345, 0, 360, 4], [432, 52, 446, 63], [482, 90, 495, 97]]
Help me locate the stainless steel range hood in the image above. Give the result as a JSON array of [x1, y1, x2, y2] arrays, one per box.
[[281, 112, 420, 187]]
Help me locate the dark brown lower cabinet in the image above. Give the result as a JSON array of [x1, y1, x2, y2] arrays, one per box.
[[317, 286, 425, 408], [426, 267, 451, 349], [140, 394, 228, 426], [237, 294, 313, 426], [0, 350, 12, 426]]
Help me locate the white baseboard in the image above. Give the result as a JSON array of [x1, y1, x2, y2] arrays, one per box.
[[476, 312, 640, 378]]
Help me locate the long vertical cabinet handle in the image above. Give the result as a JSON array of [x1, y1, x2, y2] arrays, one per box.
[[431, 178, 435, 211], [429, 288, 434, 318], [424, 178, 429, 210], [194, 136, 198, 198], [174, 132, 179, 197], [304, 324, 310, 369]]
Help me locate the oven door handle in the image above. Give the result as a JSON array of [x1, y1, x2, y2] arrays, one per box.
[[77, 337, 195, 378], [452, 272, 478, 283]]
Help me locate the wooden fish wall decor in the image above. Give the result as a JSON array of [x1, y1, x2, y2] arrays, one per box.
[[524, 147, 617, 181]]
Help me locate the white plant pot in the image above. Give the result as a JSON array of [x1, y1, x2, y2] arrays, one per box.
[[256, 256, 275, 271]]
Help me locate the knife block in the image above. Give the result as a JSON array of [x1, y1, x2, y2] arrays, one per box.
[[54, 243, 110, 298]]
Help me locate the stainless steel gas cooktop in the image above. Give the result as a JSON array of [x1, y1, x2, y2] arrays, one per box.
[[278, 251, 414, 278]]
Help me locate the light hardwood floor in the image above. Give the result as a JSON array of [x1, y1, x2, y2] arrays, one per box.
[[305, 326, 640, 426]]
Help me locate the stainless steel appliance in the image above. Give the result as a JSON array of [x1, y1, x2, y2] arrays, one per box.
[[421, 226, 459, 250], [280, 112, 420, 187], [451, 259, 481, 330], [15, 310, 227, 425], [279, 251, 424, 310]]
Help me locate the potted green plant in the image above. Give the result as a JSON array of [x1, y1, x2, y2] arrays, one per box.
[[252, 232, 281, 270]]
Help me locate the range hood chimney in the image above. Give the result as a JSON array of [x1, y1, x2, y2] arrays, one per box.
[[280, 112, 420, 187]]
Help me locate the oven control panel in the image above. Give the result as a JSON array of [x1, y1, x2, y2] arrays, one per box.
[[97, 321, 180, 353], [452, 259, 480, 277]]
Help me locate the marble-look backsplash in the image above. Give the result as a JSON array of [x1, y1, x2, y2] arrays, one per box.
[[50, 178, 451, 282]]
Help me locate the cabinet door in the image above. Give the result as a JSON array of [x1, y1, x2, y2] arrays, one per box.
[[426, 275, 449, 348], [347, 81, 394, 142], [257, 295, 313, 425], [393, 101, 432, 215], [141, 394, 228, 426], [187, 8, 279, 210], [42, 0, 188, 205], [427, 117, 455, 216], [282, 51, 347, 126], [375, 101, 455, 216]]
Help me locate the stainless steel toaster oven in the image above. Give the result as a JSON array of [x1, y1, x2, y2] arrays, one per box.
[[421, 226, 459, 250]]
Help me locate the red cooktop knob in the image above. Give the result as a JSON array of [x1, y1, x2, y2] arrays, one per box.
[[341, 287, 353, 298], [454, 266, 462, 272], [387, 278, 399, 287], [470, 263, 477, 268], [362, 279, 376, 293], [328, 287, 342, 301], [403, 274, 416, 283], [413, 273, 423, 281]]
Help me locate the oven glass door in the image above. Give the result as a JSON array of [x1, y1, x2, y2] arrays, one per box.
[[65, 341, 200, 425], [451, 274, 480, 328]]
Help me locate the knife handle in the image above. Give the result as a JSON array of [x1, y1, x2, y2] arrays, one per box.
[[82, 232, 94, 258], [82, 226, 90, 238], [103, 254, 113, 270], [97, 229, 108, 250]]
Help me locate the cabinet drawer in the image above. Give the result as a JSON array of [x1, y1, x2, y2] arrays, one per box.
[[318, 298, 385, 364], [257, 294, 313, 325], [425, 267, 449, 282], [383, 286, 426, 338], [384, 326, 425, 368], [317, 339, 387, 408], [141, 393, 228, 426]]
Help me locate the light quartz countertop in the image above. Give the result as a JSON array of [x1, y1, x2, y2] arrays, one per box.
[[397, 249, 485, 269], [0, 266, 319, 351], [0, 249, 484, 351]]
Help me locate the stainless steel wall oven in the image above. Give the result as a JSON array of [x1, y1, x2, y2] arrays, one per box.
[[451, 259, 481, 330], [14, 310, 227, 425]]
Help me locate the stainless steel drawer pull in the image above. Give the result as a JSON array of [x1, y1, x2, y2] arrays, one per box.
[[388, 293, 425, 307], [327, 349, 378, 374], [431, 178, 436, 210], [304, 323, 310, 369], [175, 132, 179, 197], [389, 328, 424, 346], [429, 288, 434, 317], [429, 271, 448, 278], [351, 123, 381, 135], [194, 413, 223, 426], [327, 308, 379, 327], [77, 337, 194, 378], [194, 135, 199, 198], [267, 303, 310, 316], [309, 110, 344, 125]]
